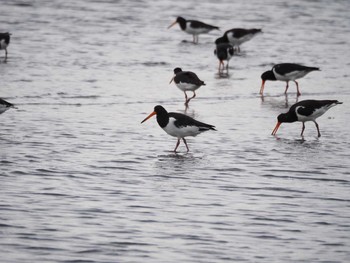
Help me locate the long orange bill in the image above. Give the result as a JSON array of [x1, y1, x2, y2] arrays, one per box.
[[271, 122, 281, 135], [169, 76, 174, 84], [167, 21, 177, 29], [141, 111, 156, 124], [260, 80, 266, 95]]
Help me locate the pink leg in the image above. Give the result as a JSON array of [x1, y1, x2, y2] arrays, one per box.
[[186, 91, 196, 104], [218, 61, 222, 73], [301, 122, 305, 136], [294, 80, 301, 96], [284, 81, 289, 94], [184, 92, 188, 105], [314, 121, 321, 137], [182, 138, 189, 152], [174, 139, 181, 152]]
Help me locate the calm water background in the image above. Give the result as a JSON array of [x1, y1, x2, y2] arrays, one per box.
[[1, 0, 350, 262]]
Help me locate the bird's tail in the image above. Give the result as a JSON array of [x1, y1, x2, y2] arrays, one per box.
[[308, 67, 320, 71]]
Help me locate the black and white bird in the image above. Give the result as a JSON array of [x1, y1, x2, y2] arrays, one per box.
[[0, 98, 15, 114], [260, 63, 320, 96], [141, 105, 216, 152], [168, 16, 219, 44], [0, 32, 11, 61], [214, 38, 234, 73], [217, 28, 261, 52], [272, 100, 342, 137], [169, 67, 205, 105]]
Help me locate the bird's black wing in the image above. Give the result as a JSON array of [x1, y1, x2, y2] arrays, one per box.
[[176, 71, 205, 85], [0, 98, 14, 107], [296, 105, 315, 117], [169, 112, 216, 130], [189, 20, 219, 30], [294, 100, 339, 116], [184, 71, 205, 85], [0, 32, 11, 44], [274, 63, 319, 75]]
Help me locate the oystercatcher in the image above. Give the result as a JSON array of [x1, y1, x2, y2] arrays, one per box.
[[169, 68, 205, 106], [272, 100, 342, 137], [0, 32, 11, 60], [214, 40, 234, 73], [217, 28, 261, 52], [0, 98, 15, 114], [260, 63, 320, 96], [141, 105, 216, 152], [168, 16, 219, 44]]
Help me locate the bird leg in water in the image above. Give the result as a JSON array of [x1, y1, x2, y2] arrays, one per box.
[[294, 80, 301, 96], [313, 121, 321, 137], [284, 81, 289, 94], [182, 138, 190, 152], [184, 91, 188, 105], [174, 139, 181, 152], [186, 91, 196, 105], [218, 60, 224, 73], [301, 122, 305, 136]]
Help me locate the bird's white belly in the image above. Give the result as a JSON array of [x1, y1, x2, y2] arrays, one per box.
[[185, 25, 209, 35], [162, 118, 200, 138], [176, 82, 199, 92], [0, 39, 8, 50], [227, 33, 254, 46], [274, 69, 309, 81]]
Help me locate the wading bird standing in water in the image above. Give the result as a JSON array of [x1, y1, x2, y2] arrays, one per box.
[[272, 100, 342, 137], [141, 105, 216, 152]]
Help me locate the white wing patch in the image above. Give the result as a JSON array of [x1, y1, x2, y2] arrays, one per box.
[[273, 69, 310, 81], [295, 106, 328, 122], [227, 32, 255, 46]]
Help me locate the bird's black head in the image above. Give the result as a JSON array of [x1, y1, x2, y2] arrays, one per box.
[[173, 67, 182, 74], [154, 105, 167, 115], [261, 70, 276, 81], [176, 17, 185, 23], [141, 105, 168, 125], [277, 112, 295, 123], [176, 17, 186, 29], [215, 35, 228, 45]]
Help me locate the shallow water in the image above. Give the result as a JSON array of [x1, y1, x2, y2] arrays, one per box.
[[1, 0, 350, 262]]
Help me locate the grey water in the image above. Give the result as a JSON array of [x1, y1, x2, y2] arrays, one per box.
[[1, 0, 350, 262]]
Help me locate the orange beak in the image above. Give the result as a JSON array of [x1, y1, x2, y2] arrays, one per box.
[[169, 76, 174, 84], [260, 79, 266, 95], [141, 111, 156, 124], [168, 21, 177, 29], [271, 122, 281, 135]]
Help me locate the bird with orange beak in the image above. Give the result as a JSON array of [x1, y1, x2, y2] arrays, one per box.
[[168, 16, 219, 44], [141, 105, 216, 152], [260, 63, 320, 96], [272, 100, 342, 137], [169, 67, 205, 106]]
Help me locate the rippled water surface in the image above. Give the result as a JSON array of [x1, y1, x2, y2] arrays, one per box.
[[1, 0, 350, 262]]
